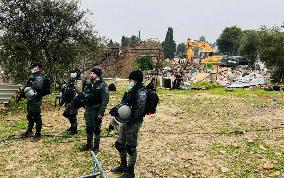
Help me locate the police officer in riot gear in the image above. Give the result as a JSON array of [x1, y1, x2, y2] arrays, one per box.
[[61, 68, 80, 134], [111, 69, 147, 178], [80, 67, 109, 152], [21, 62, 47, 141]]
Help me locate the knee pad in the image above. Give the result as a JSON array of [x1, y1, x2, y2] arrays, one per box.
[[115, 141, 125, 152], [126, 144, 136, 155]]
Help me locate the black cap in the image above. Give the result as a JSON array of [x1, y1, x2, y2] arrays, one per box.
[[30, 62, 42, 69], [70, 68, 80, 74], [128, 69, 143, 83], [91, 67, 102, 77]]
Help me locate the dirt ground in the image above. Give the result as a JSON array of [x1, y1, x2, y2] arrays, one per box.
[[0, 87, 284, 178]]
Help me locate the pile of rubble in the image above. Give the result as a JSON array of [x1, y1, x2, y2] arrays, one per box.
[[159, 58, 271, 89]]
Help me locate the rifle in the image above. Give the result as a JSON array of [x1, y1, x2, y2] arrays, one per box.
[[16, 82, 29, 103], [59, 80, 77, 106], [107, 123, 115, 136], [146, 78, 156, 90], [16, 78, 32, 103], [16, 88, 25, 103]]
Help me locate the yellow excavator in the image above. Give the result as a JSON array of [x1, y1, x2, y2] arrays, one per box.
[[185, 38, 222, 64]]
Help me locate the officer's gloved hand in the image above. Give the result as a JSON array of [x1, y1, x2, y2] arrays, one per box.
[[58, 100, 64, 107], [107, 123, 115, 136], [82, 79, 91, 90], [109, 106, 118, 116], [16, 95, 22, 103], [81, 92, 90, 100]]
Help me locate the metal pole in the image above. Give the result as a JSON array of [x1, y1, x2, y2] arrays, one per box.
[[156, 50, 161, 87], [91, 152, 107, 178], [78, 151, 108, 178]]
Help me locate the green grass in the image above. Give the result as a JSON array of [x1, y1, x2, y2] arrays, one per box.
[[191, 81, 220, 89], [210, 140, 284, 177], [0, 117, 26, 139], [158, 87, 284, 97], [157, 87, 284, 108]]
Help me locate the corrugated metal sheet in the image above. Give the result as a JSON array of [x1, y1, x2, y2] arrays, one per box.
[[0, 84, 21, 104]]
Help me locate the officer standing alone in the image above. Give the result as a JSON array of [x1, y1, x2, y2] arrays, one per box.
[[80, 67, 109, 153], [21, 62, 49, 141]]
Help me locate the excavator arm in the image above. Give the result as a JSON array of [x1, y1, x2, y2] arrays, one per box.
[[185, 38, 222, 64]]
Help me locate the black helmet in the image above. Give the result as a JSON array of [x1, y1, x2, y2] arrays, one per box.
[[91, 67, 102, 78], [128, 69, 143, 83], [30, 62, 42, 69]]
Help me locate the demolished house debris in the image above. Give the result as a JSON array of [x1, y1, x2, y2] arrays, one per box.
[[159, 58, 270, 90]]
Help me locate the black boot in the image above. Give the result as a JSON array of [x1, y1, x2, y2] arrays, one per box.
[[119, 166, 135, 178], [111, 164, 127, 173], [111, 157, 127, 173], [22, 118, 34, 138], [21, 130, 33, 138], [66, 127, 72, 132], [33, 133, 41, 141], [34, 117, 42, 139], [69, 117, 78, 135], [70, 127, 78, 135], [93, 135, 100, 154], [80, 143, 93, 151], [80, 137, 93, 151]]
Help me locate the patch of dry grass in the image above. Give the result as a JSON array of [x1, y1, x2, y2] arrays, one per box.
[[0, 87, 284, 177]]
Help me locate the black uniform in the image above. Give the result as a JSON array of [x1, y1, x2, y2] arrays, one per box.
[[81, 78, 109, 152], [112, 70, 147, 178], [61, 78, 78, 134], [22, 71, 46, 139]]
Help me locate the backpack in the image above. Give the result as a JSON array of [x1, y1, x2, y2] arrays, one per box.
[[144, 83, 159, 115], [40, 76, 51, 96]]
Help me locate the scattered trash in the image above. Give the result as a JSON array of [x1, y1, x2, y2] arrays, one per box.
[[227, 72, 266, 88]]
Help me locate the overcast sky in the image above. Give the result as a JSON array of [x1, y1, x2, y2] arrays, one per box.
[[80, 0, 283, 44]]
